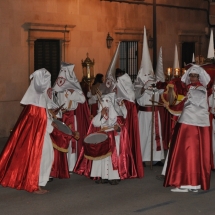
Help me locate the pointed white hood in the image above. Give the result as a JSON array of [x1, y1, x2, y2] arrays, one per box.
[[192, 53, 195, 63], [207, 29, 214, 59], [116, 73, 135, 102], [136, 26, 154, 85], [105, 42, 121, 88], [155, 47, 165, 82], [52, 62, 82, 94], [173, 44, 180, 69]]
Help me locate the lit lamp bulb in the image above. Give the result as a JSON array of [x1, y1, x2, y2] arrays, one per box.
[[87, 64, 90, 79]]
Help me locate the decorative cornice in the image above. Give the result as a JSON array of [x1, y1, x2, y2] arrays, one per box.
[[114, 28, 143, 35], [24, 22, 76, 32]]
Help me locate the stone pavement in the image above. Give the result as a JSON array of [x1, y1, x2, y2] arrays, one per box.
[[0, 138, 215, 215]]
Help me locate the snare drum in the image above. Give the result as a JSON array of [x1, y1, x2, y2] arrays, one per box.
[[84, 132, 111, 160], [84, 132, 108, 144]]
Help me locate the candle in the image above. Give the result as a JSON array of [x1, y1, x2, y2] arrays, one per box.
[[87, 64, 90, 79], [176, 69, 178, 76], [168, 68, 171, 76]]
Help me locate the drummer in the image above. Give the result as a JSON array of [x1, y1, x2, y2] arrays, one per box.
[[50, 62, 86, 179], [90, 93, 121, 185]]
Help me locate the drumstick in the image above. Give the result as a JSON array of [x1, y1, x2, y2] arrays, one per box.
[[53, 103, 65, 113], [149, 99, 164, 106], [96, 92, 103, 109], [98, 126, 115, 132]]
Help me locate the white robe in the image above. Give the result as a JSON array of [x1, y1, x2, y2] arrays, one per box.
[[136, 88, 164, 162], [39, 113, 54, 186]]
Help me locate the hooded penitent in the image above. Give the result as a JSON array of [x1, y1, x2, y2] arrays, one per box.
[[21, 68, 51, 108], [192, 53, 195, 63], [181, 65, 210, 87], [173, 44, 180, 71], [135, 26, 154, 85], [52, 62, 82, 94], [207, 29, 214, 59], [155, 47, 165, 83], [94, 93, 118, 127], [0, 68, 52, 192], [116, 73, 135, 102], [105, 42, 121, 89]]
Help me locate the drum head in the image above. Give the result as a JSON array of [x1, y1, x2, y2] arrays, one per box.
[[53, 119, 73, 136], [84, 132, 108, 144]]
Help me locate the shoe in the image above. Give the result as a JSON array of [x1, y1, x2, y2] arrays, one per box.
[[101, 179, 109, 184], [156, 175, 165, 181], [95, 179, 109, 184], [171, 188, 188, 192], [189, 189, 198, 192], [109, 180, 119, 185], [95, 179, 102, 184], [48, 178, 53, 182], [153, 161, 164, 166]]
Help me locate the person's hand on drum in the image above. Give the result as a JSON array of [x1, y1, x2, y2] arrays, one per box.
[[51, 122, 58, 129], [114, 124, 121, 132], [73, 131, 80, 140], [163, 102, 169, 109]]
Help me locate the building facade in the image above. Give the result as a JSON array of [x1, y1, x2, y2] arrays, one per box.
[[0, 0, 211, 137]]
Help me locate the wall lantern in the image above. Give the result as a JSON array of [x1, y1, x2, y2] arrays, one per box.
[[81, 53, 95, 85], [148, 35, 153, 49], [106, 32, 114, 49]]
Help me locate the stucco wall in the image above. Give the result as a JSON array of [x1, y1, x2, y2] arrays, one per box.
[[0, 0, 209, 137]]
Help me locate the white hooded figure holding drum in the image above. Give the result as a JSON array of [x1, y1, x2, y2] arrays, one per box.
[[87, 93, 121, 185]]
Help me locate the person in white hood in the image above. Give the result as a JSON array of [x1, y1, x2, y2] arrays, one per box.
[[50, 62, 86, 178], [0, 68, 54, 194]]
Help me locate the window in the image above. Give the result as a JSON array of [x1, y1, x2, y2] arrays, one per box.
[[119, 41, 138, 82], [34, 39, 61, 86], [181, 42, 195, 66]]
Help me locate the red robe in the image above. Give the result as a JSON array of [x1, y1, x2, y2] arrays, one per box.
[[74, 116, 139, 179], [123, 100, 144, 178], [50, 101, 90, 179], [0, 105, 47, 192], [164, 83, 212, 190]]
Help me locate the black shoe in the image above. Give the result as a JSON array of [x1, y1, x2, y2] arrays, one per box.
[[95, 179, 109, 184], [109, 180, 119, 185], [48, 178, 53, 182], [101, 179, 109, 184], [95, 179, 102, 184], [153, 161, 164, 166]]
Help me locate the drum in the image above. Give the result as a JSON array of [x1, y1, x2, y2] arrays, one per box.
[[84, 132, 108, 144], [53, 119, 73, 136], [84, 132, 111, 160]]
